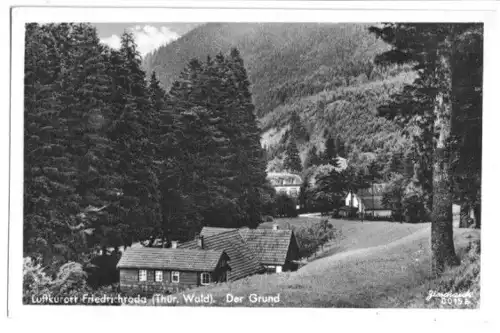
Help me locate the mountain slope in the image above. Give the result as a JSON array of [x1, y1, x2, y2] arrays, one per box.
[[143, 23, 415, 171], [144, 23, 390, 117], [261, 69, 416, 168]]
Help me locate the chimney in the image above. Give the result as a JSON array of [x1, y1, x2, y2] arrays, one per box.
[[171, 240, 178, 249], [197, 235, 204, 249], [272, 224, 279, 231]]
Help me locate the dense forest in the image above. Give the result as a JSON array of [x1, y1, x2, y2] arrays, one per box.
[[24, 23, 273, 290]]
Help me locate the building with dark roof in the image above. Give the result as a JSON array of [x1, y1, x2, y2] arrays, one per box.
[[200, 225, 300, 273], [117, 224, 301, 294], [178, 230, 265, 281], [117, 247, 230, 295]]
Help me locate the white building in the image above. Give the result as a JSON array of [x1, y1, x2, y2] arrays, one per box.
[[267, 172, 302, 199]]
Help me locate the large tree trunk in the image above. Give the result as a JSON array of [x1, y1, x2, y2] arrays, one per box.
[[431, 37, 459, 275], [459, 202, 470, 228], [473, 202, 481, 229]]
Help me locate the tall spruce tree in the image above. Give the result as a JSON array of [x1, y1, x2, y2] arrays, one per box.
[[335, 135, 346, 158], [227, 48, 270, 227], [304, 145, 321, 169], [24, 23, 82, 268], [106, 32, 162, 247], [284, 138, 303, 174]]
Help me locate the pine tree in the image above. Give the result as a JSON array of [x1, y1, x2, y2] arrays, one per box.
[[283, 138, 302, 174], [335, 135, 346, 158], [149, 71, 167, 111], [24, 23, 82, 268], [304, 146, 321, 169], [289, 111, 309, 141], [227, 48, 270, 227], [324, 136, 337, 162], [318, 131, 339, 167], [106, 32, 163, 246], [167, 54, 241, 233]]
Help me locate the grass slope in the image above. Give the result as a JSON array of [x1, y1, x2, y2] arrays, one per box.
[[152, 219, 478, 308]]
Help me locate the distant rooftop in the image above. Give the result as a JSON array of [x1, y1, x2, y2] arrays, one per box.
[[267, 172, 302, 186]]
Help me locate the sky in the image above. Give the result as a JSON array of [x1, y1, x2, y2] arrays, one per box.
[[94, 23, 203, 56]]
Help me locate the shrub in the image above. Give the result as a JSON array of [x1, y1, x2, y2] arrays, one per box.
[[263, 215, 274, 222], [85, 252, 121, 289], [294, 219, 340, 258], [275, 193, 298, 217], [23, 257, 91, 304], [23, 257, 124, 305], [402, 193, 427, 223], [23, 258, 52, 304]]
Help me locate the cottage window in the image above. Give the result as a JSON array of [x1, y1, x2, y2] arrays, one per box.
[[200, 272, 211, 285], [139, 269, 147, 282], [155, 270, 163, 282], [171, 271, 180, 283]]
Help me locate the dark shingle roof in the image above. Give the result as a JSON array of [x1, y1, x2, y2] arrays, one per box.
[[198, 226, 296, 266], [360, 195, 387, 210], [179, 230, 264, 281], [200, 227, 237, 238], [357, 183, 387, 197], [116, 247, 225, 271], [239, 228, 293, 266]]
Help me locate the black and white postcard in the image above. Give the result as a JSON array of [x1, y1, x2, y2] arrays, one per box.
[[6, 1, 500, 332]]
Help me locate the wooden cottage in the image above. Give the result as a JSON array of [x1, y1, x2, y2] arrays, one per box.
[[200, 225, 300, 274], [117, 247, 230, 295], [179, 230, 265, 281]]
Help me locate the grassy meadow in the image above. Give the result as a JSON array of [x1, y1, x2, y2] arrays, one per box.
[[152, 217, 479, 308]]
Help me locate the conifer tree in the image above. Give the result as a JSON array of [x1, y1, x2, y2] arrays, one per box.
[[24, 23, 82, 267], [335, 135, 346, 158], [320, 130, 338, 165], [227, 48, 270, 227], [106, 32, 162, 246], [284, 138, 303, 174], [304, 145, 321, 169]]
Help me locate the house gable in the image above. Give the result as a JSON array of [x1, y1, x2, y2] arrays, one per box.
[[179, 230, 264, 281], [239, 228, 293, 266]]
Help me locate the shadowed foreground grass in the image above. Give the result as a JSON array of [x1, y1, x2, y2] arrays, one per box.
[[147, 221, 479, 308]]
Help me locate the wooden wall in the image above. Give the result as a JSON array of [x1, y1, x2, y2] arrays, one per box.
[[119, 268, 199, 296], [283, 233, 300, 272]]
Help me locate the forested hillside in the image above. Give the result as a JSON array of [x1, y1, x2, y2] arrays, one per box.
[[143, 23, 416, 174], [143, 23, 391, 117]]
